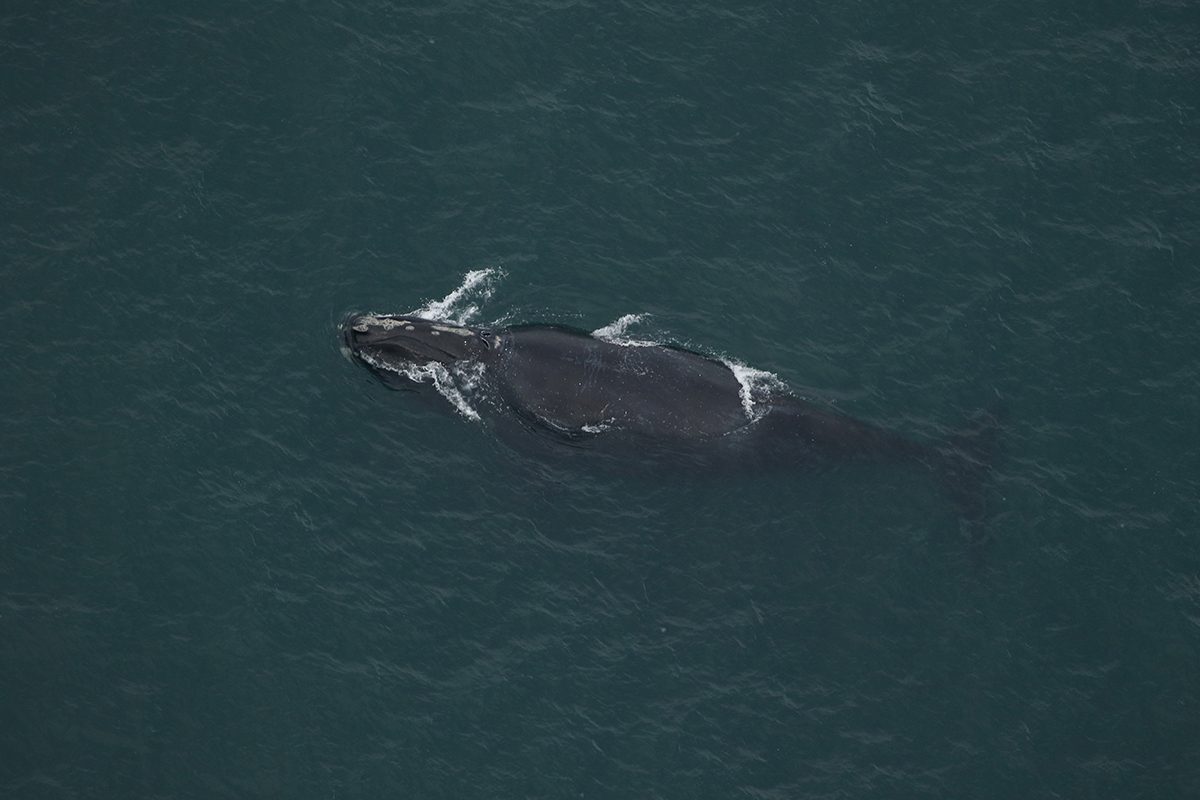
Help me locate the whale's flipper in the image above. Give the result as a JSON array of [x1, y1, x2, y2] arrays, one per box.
[[935, 408, 1002, 553]]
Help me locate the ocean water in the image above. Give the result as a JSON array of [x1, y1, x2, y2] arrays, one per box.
[[3, 2, 1198, 798]]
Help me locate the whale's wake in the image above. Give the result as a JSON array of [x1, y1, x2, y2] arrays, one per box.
[[723, 360, 788, 422], [592, 314, 658, 347], [412, 267, 504, 325]]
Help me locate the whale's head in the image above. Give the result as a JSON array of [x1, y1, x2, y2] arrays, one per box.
[[342, 314, 493, 381]]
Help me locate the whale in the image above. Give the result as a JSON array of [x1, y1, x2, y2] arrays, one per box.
[[342, 312, 996, 527]]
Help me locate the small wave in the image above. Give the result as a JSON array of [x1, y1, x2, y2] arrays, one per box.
[[592, 313, 659, 347], [413, 267, 504, 324], [723, 360, 787, 421]]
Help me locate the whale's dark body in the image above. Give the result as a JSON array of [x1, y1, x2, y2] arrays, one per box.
[[343, 313, 994, 524]]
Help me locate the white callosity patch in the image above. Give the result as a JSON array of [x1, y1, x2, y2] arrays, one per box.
[[431, 324, 474, 337], [353, 315, 410, 332], [723, 360, 787, 421]]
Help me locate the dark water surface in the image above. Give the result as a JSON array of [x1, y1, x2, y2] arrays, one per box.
[[3, 2, 1199, 798]]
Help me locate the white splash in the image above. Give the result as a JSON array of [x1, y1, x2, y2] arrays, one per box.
[[592, 313, 658, 347], [723, 360, 787, 421], [358, 350, 482, 421], [450, 360, 489, 400], [413, 267, 504, 325]]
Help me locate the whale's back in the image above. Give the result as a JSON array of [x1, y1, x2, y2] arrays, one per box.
[[492, 326, 749, 440]]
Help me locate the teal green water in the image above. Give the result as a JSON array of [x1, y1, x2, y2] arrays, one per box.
[[3, 2, 1199, 798]]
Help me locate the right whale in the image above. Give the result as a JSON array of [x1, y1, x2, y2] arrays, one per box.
[[343, 312, 998, 530]]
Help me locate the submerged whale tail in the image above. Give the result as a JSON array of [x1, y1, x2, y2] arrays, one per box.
[[933, 408, 1002, 549]]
